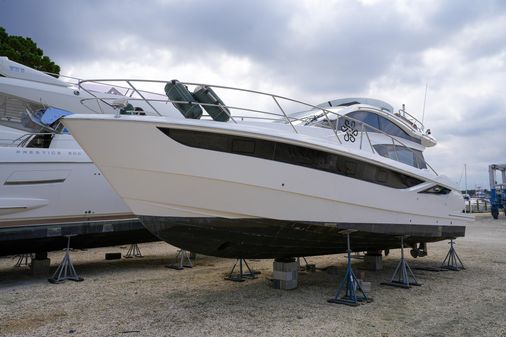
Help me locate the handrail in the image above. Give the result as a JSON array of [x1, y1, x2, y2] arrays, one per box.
[[272, 96, 297, 134], [78, 79, 346, 144], [397, 107, 425, 132], [75, 78, 437, 175], [41, 71, 167, 100], [126, 80, 161, 116]]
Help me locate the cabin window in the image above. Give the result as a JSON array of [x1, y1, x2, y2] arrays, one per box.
[[26, 134, 53, 148], [344, 161, 357, 177], [160, 127, 425, 189], [373, 144, 427, 169], [337, 111, 379, 131], [420, 185, 451, 195], [232, 139, 256, 154], [378, 116, 416, 143], [375, 167, 389, 183]]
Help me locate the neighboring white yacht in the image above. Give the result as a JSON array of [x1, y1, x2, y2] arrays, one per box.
[[63, 80, 473, 258], [0, 59, 158, 256]]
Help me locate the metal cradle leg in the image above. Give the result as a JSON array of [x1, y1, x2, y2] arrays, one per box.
[[124, 243, 143, 258], [225, 258, 258, 282], [48, 235, 83, 284], [328, 231, 372, 306], [440, 239, 465, 271], [381, 236, 421, 289], [14, 253, 33, 267], [166, 249, 193, 270]]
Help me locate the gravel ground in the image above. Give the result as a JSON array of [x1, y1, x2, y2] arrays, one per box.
[[1, 213, 505, 337]]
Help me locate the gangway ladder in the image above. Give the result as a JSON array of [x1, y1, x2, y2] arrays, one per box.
[[489, 164, 506, 219], [328, 230, 372, 306], [48, 234, 84, 284]]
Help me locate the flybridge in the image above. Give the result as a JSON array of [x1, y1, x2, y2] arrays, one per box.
[[318, 98, 394, 114], [319, 98, 426, 133]]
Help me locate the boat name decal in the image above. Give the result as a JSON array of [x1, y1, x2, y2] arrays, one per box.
[[9, 65, 25, 73], [15, 150, 83, 156], [341, 119, 358, 142]]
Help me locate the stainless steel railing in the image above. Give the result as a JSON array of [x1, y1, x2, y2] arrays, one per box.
[[76, 79, 437, 175], [397, 105, 425, 132]]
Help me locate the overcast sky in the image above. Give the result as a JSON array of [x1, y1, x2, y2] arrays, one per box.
[[1, 0, 505, 190]]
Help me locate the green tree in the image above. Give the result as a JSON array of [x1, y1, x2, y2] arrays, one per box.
[[0, 26, 60, 75]]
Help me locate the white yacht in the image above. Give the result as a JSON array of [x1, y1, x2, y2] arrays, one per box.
[[0, 59, 158, 256], [63, 80, 473, 258]]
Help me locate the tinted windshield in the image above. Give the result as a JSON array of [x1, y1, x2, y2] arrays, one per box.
[[337, 111, 420, 144]]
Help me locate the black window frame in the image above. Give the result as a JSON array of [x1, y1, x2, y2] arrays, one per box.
[[158, 127, 425, 189]]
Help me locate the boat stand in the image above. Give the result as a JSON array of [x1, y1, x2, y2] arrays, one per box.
[[166, 249, 193, 270], [14, 253, 33, 267], [225, 258, 258, 282], [412, 265, 447, 272], [440, 239, 465, 271], [328, 231, 372, 306], [124, 243, 143, 258], [381, 236, 421, 289], [48, 235, 84, 284]]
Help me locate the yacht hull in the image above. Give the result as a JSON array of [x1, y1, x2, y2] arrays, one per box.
[[63, 115, 471, 258], [0, 218, 157, 256], [141, 216, 465, 259], [0, 147, 132, 228], [0, 146, 158, 256]]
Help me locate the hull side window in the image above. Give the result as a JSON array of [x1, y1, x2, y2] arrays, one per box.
[[159, 127, 425, 189]]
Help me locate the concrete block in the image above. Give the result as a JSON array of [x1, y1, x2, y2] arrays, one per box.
[[272, 279, 298, 290], [364, 254, 383, 271], [272, 270, 297, 281], [358, 280, 371, 295], [31, 258, 50, 276], [272, 260, 298, 290], [105, 252, 122, 260]]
